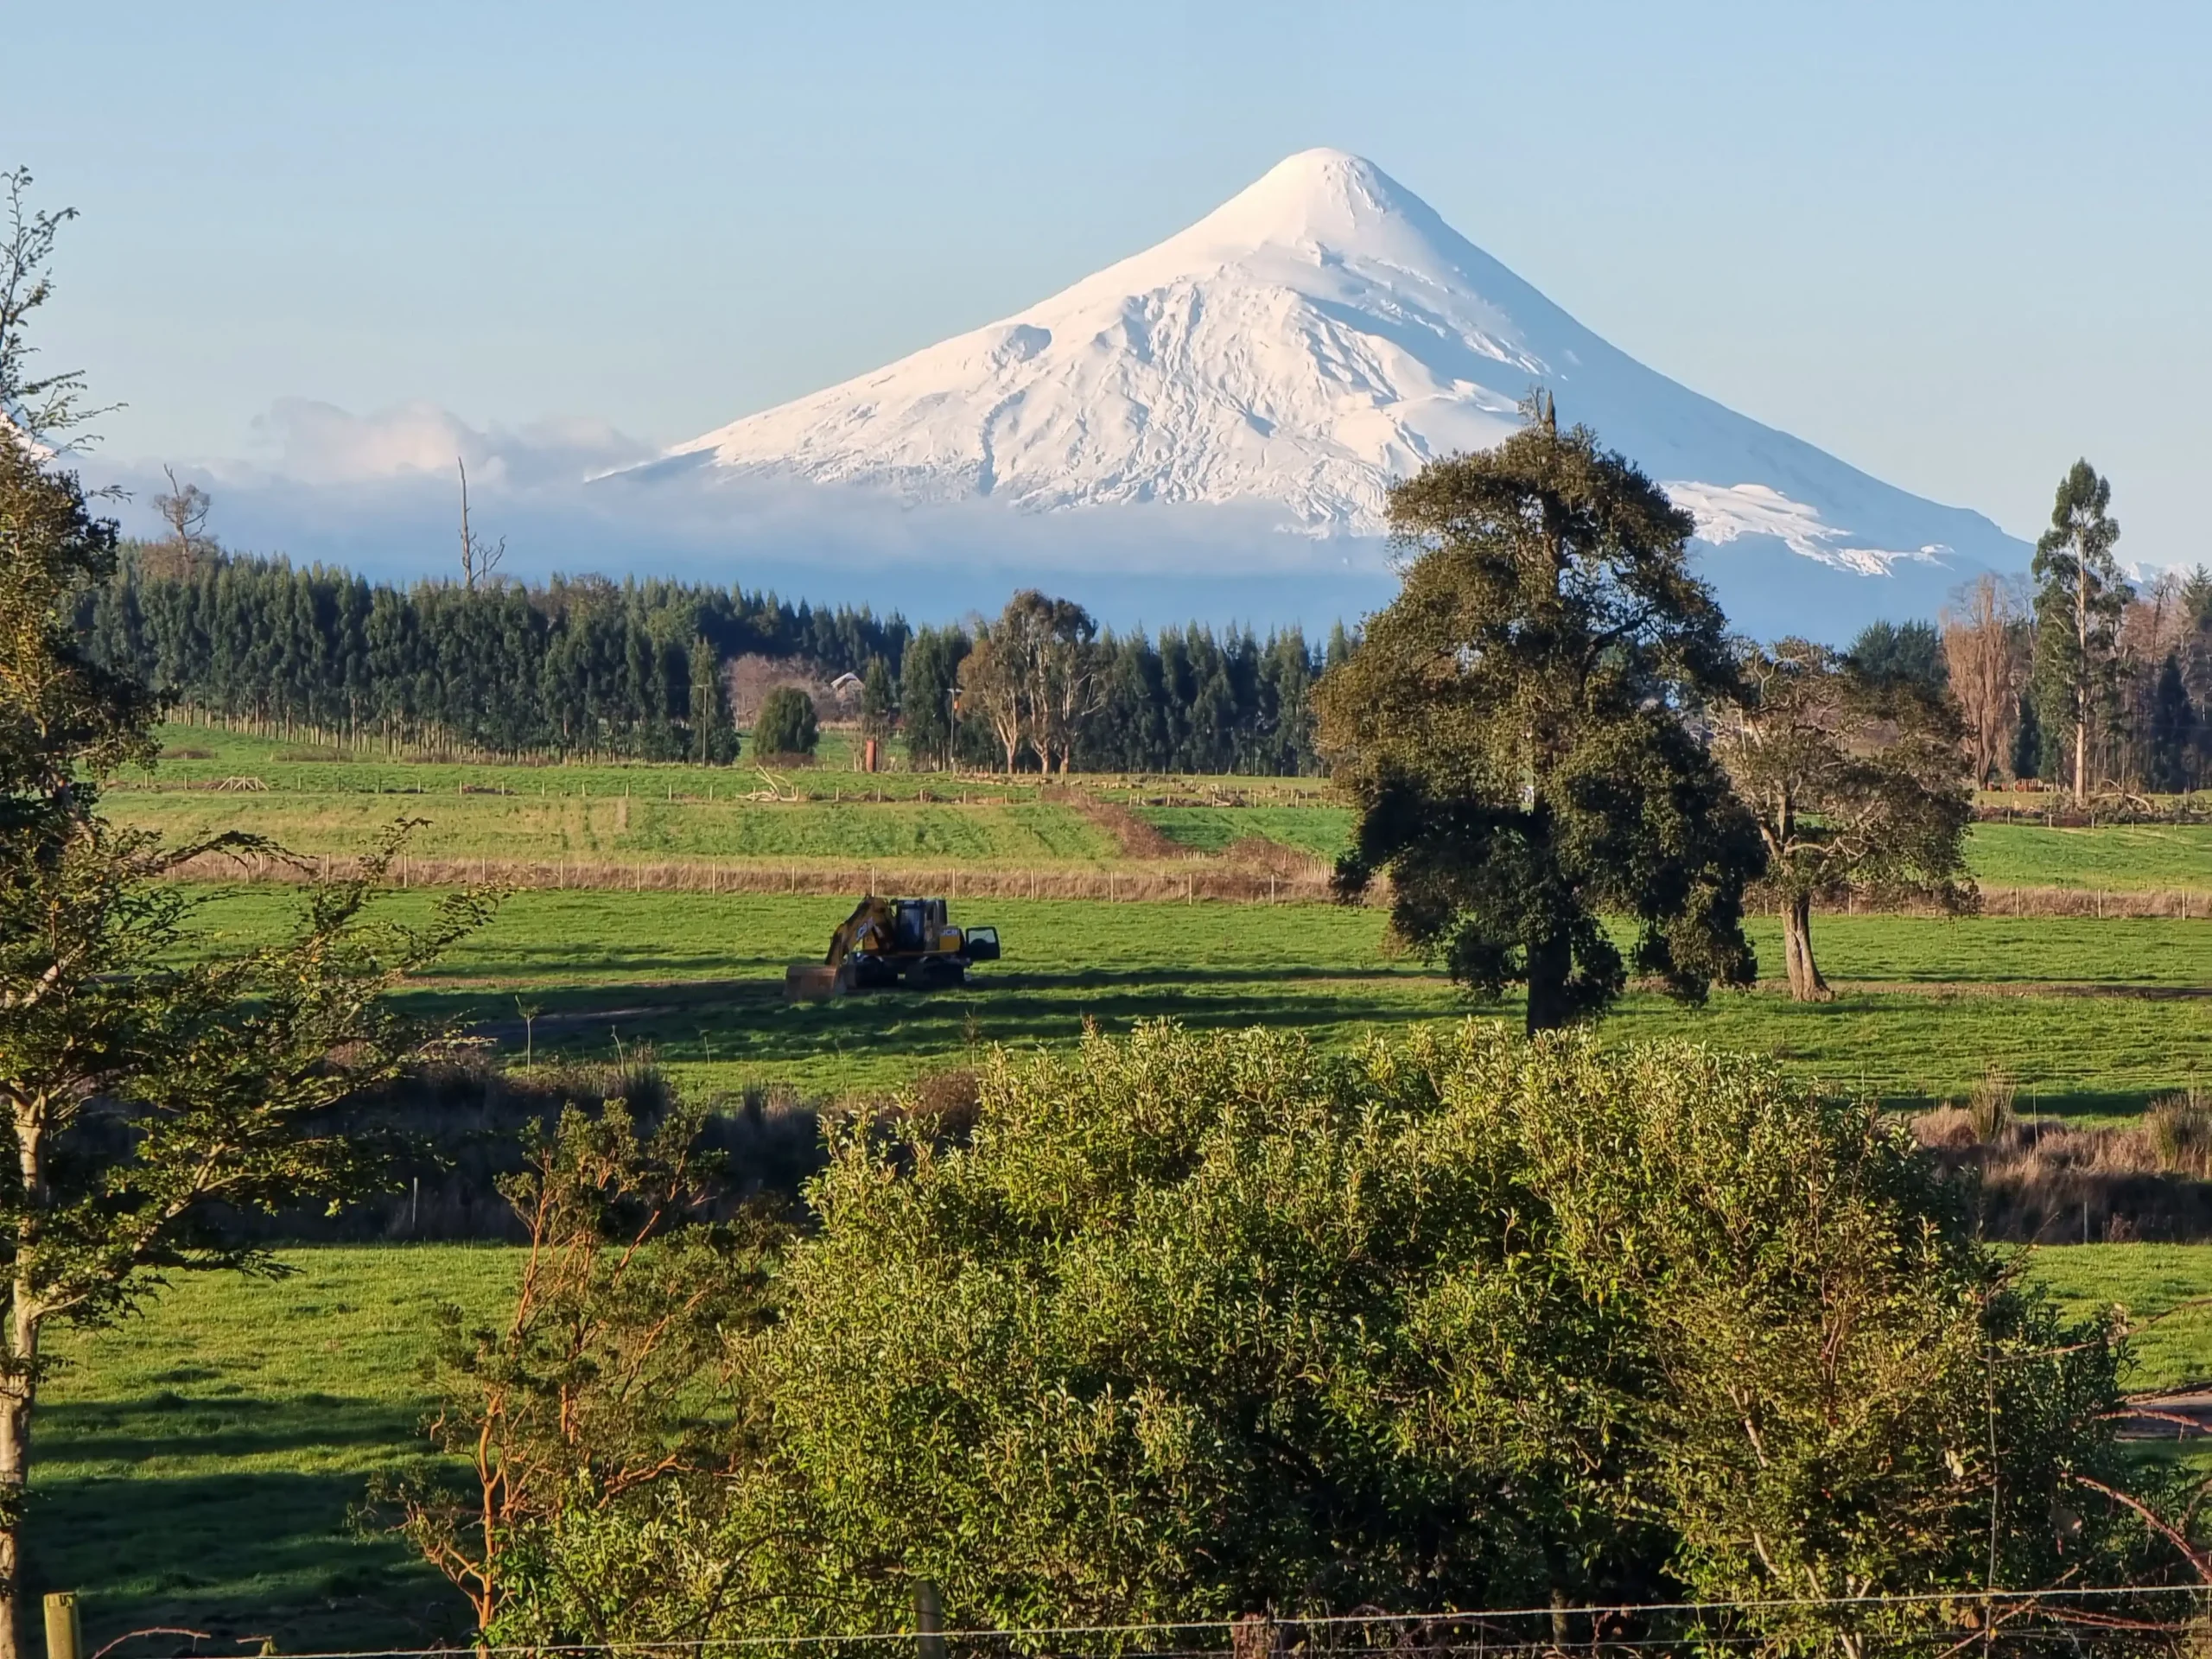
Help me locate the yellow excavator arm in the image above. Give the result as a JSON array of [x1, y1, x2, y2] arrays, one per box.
[[821, 896, 894, 966]]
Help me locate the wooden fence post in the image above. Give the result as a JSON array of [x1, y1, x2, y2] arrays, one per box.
[[912, 1579, 945, 1659], [43, 1592, 80, 1659], [1231, 1613, 1278, 1659]]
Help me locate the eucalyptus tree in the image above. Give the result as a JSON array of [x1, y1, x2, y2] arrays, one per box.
[[2031, 460, 2126, 804]]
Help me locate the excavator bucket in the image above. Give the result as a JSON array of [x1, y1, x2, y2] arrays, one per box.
[[784, 962, 848, 1003]]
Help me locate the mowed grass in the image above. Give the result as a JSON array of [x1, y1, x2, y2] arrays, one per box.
[[105, 788, 2212, 890], [106, 727, 2212, 887], [31, 1243, 2212, 1652], [1135, 804, 1356, 856], [1963, 823, 2212, 893], [34, 1247, 519, 1652], [108, 790, 1120, 866], [2025, 1246, 2212, 1393], [175, 887, 2212, 1114]]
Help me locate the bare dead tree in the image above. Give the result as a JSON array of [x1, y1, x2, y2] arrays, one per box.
[[1941, 575, 2027, 788], [150, 465, 213, 576], [457, 456, 505, 590]]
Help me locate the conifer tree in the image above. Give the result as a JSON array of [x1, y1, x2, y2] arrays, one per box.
[[2030, 460, 2125, 804], [2008, 695, 2042, 783], [2146, 653, 2196, 793]]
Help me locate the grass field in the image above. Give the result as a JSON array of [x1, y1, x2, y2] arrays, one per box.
[[33, 1241, 2211, 1650], [39, 727, 2212, 1642], [35, 1248, 519, 1652], [105, 726, 2212, 893], [172, 887, 2212, 1116]]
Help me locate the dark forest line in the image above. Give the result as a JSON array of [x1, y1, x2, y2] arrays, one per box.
[[75, 548, 1336, 773]]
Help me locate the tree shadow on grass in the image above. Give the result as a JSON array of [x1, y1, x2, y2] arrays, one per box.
[[31, 1398, 467, 1652], [41, 1394, 412, 1466]]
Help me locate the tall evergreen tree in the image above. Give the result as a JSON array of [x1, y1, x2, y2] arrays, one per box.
[[898, 627, 967, 771], [2030, 460, 2126, 804], [2011, 691, 2044, 783], [1845, 619, 1948, 695], [2146, 653, 2196, 793], [1315, 401, 1762, 1033]]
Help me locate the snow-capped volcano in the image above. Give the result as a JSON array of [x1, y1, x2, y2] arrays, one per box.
[[630, 149, 2022, 606]]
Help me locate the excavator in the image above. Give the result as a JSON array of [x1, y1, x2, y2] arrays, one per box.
[[784, 896, 1001, 1002]]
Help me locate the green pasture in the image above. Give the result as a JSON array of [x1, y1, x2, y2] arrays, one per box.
[[35, 1246, 518, 1652], [174, 887, 2212, 1115], [110, 790, 1121, 867], [1134, 804, 1356, 855], [1967, 822, 2212, 893], [105, 728, 2212, 889]]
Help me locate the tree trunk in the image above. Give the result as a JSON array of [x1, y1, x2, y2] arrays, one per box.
[[2074, 552, 2091, 805], [1781, 893, 1833, 1003], [0, 1363, 29, 1659], [0, 1100, 46, 1659], [1524, 925, 1573, 1034]]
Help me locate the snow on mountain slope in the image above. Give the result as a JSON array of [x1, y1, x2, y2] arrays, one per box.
[[631, 149, 2023, 595]]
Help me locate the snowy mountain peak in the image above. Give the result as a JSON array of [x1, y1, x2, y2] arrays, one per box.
[[635, 149, 2023, 611]]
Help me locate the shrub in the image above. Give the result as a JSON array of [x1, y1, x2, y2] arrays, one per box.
[[2147, 1086, 2212, 1179], [752, 685, 818, 760], [1967, 1061, 2018, 1142], [474, 1023, 2151, 1650]]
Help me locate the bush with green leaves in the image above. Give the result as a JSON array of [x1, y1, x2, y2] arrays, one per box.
[[474, 1021, 2164, 1650], [751, 685, 819, 760]]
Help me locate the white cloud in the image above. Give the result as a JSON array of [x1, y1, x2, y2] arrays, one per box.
[[230, 398, 654, 490]]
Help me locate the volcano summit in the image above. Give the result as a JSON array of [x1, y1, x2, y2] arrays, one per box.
[[623, 149, 2022, 629]]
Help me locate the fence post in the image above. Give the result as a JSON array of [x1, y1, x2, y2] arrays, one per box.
[[44, 1592, 80, 1659], [912, 1579, 945, 1659], [1231, 1613, 1278, 1659]]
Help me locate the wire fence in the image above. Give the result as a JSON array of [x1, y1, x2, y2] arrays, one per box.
[[94, 1586, 2212, 1659]]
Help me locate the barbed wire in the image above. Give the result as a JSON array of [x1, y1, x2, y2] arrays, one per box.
[[199, 1584, 2212, 1659]]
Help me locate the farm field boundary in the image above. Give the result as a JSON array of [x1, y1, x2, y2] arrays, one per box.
[[150, 848, 2212, 917]]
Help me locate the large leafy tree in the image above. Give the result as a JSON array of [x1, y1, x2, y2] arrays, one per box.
[[460, 1022, 2148, 1652], [1715, 639, 1977, 1001], [0, 168, 485, 1656], [2030, 460, 2126, 804], [1315, 402, 1761, 1031]]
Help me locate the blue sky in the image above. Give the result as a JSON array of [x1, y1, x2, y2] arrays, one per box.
[[12, 0, 2209, 561]]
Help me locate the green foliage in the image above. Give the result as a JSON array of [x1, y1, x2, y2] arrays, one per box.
[[750, 686, 819, 759], [857, 656, 895, 747], [475, 1022, 2144, 1649], [1716, 639, 1976, 1001], [898, 626, 968, 769], [2147, 652, 2197, 792], [1317, 406, 1762, 1031], [0, 172, 491, 1645], [686, 633, 739, 764], [381, 1096, 780, 1635], [1845, 618, 1949, 694], [78, 552, 908, 761], [2012, 690, 2044, 780]]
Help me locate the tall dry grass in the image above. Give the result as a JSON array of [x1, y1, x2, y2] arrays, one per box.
[[1914, 1103, 2212, 1243]]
